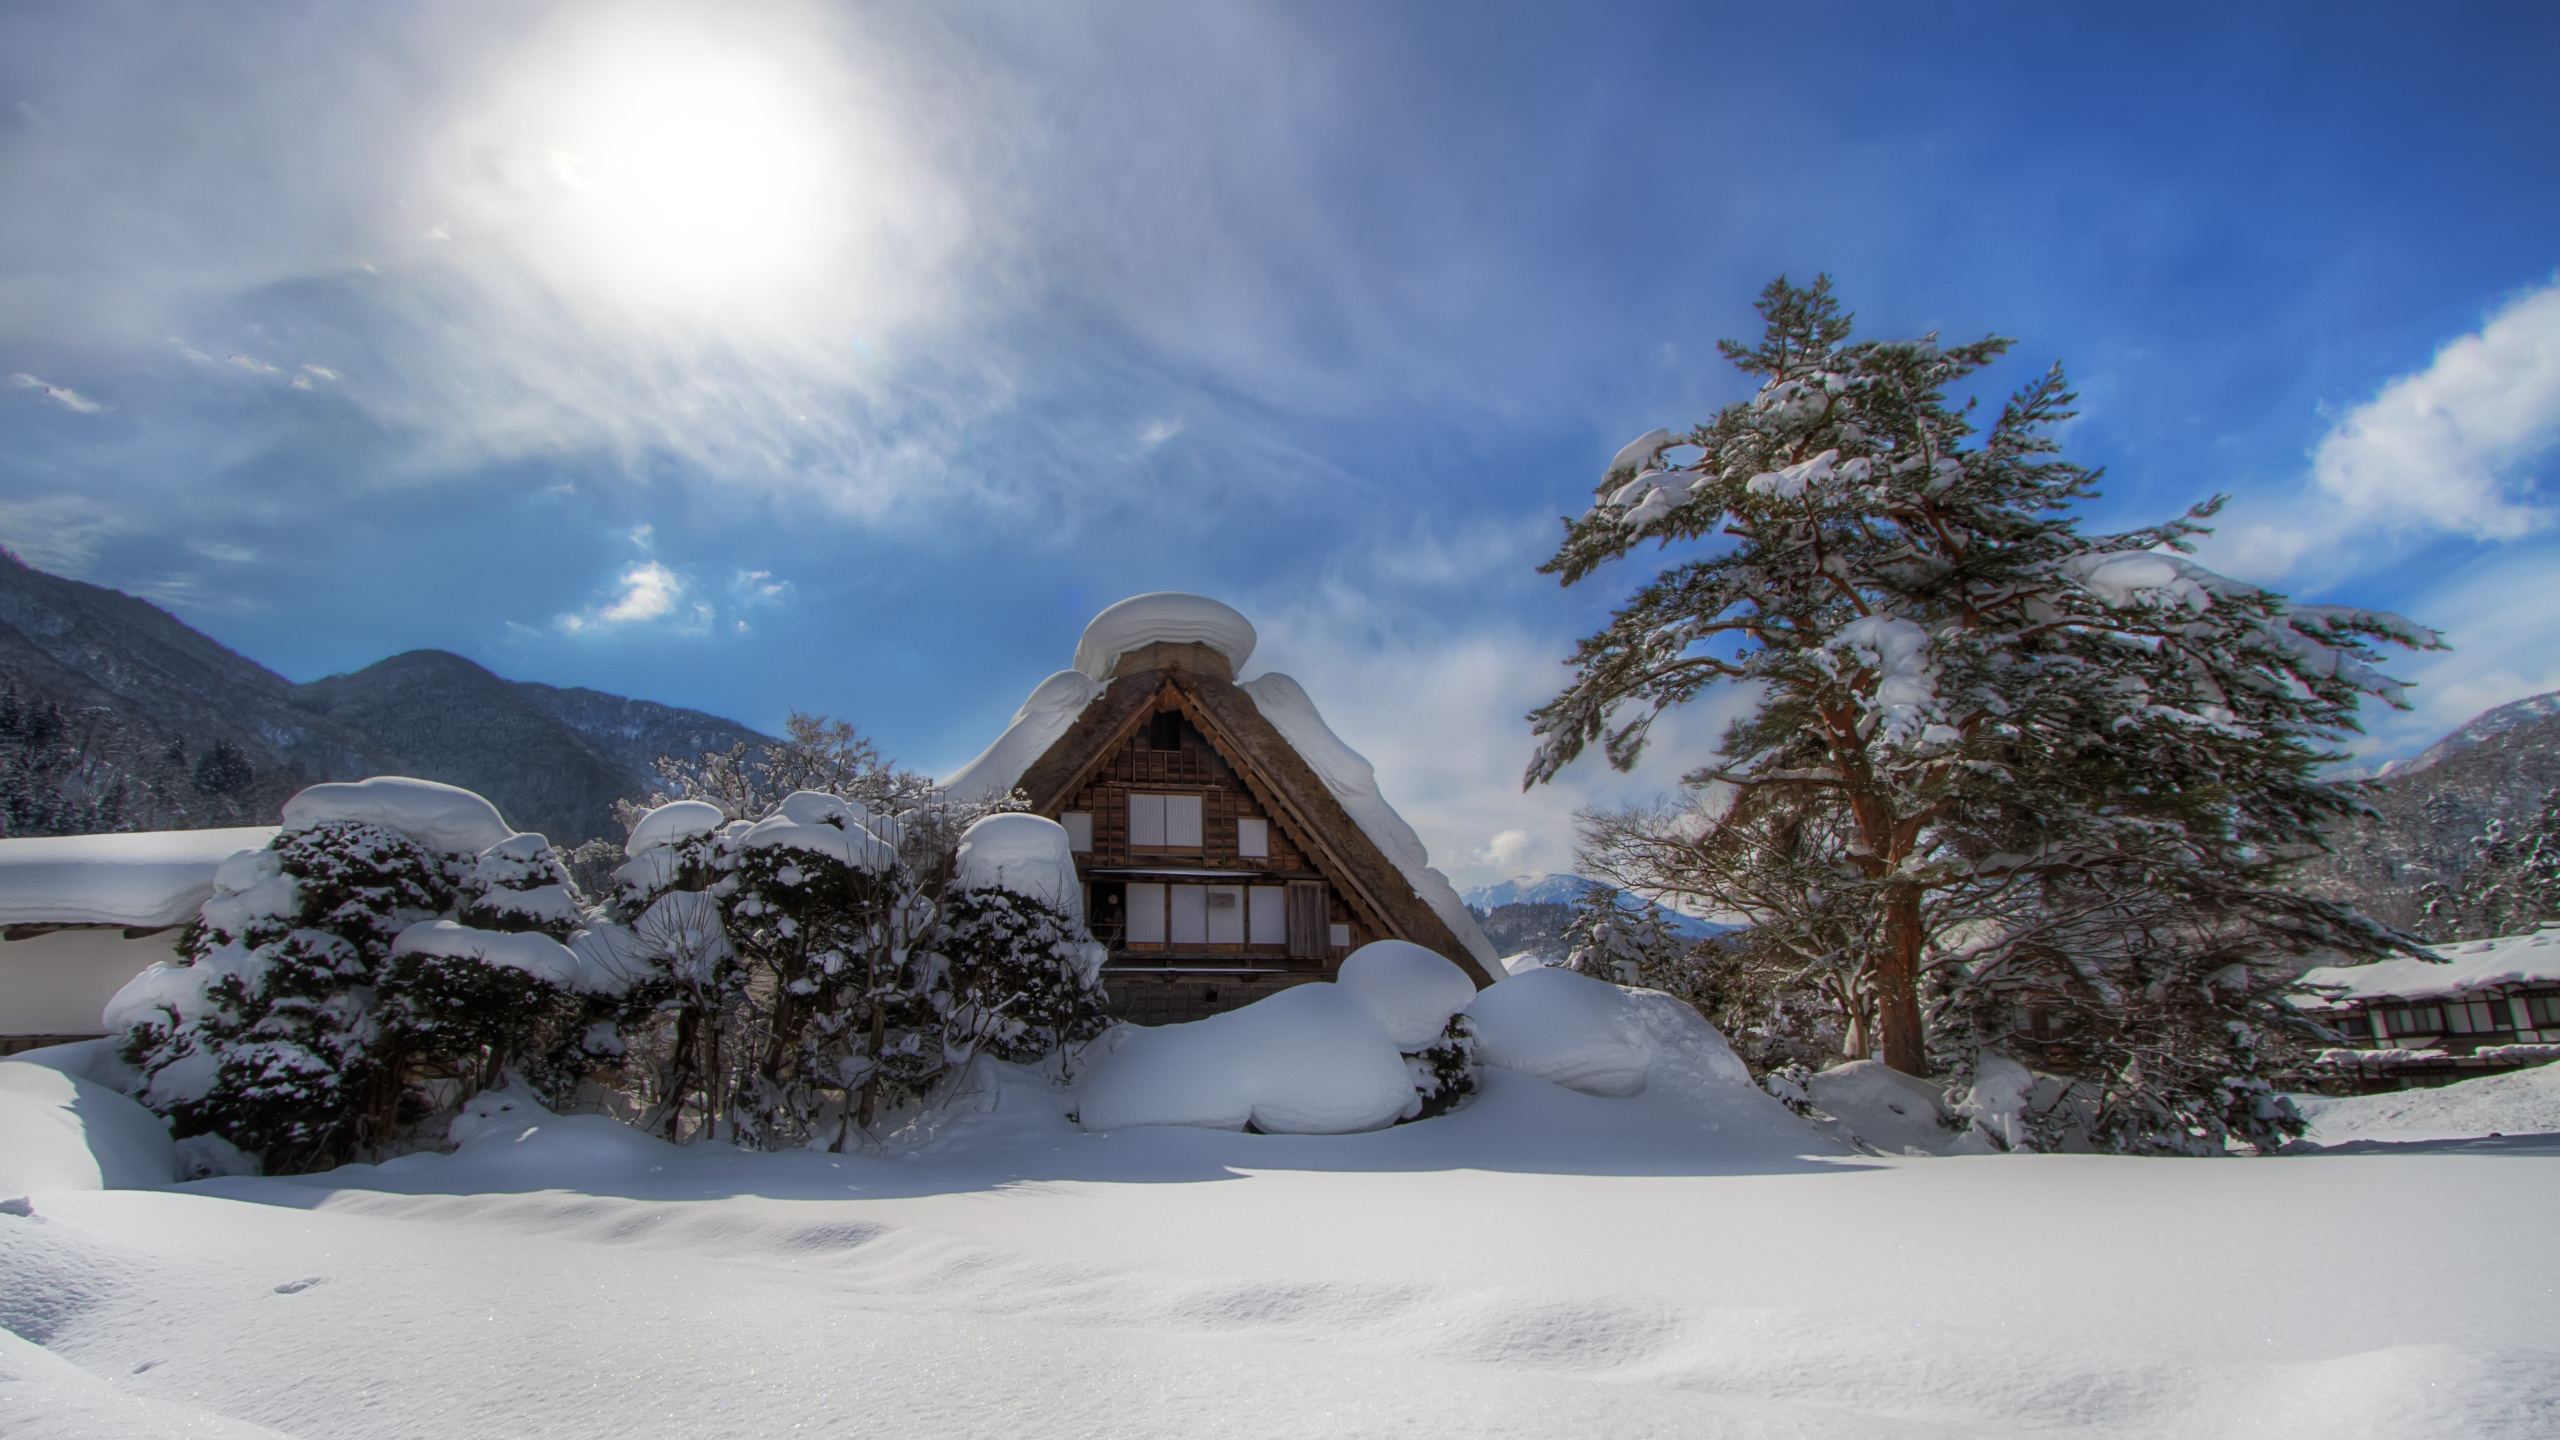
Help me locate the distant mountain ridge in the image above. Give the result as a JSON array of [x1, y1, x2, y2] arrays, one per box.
[[0, 552, 770, 845], [1459, 872, 1596, 909], [2296, 698, 2560, 936]]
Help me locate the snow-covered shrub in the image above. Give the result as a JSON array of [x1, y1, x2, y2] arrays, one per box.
[[929, 886, 1110, 1064], [1336, 939, 1483, 1120], [1404, 1014, 1478, 1120], [118, 816, 459, 1169], [112, 779, 629, 1171]]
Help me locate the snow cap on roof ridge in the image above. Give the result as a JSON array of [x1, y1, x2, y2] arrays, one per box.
[[1072, 593, 1257, 681]]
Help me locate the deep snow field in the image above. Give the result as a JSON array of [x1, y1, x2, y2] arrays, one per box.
[[6, 1038, 2555, 1440]]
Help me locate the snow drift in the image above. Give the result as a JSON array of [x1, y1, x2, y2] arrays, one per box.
[[0, 1058, 173, 1194]]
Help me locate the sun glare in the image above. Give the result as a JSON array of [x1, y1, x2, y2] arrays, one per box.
[[553, 63, 828, 292]]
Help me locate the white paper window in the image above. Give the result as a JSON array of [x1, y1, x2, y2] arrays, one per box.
[[1125, 883, 1166, 943], [1061, 811, 1093, 852], [1236, 817, 1269, 858], [1205, 886, 1244, 944], [1165, 794, 1203, 848], [1328, 923, 1351, 950], [1249, 886, 1287, 945], [1170, 885, 1208, 944], [1128, 793, 1203, 849]]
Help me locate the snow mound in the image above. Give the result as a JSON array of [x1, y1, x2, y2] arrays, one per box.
[[1238, 672, 1496, 968], [0, 1058, 173, 1194], [941, 669, 1106, 802], [2299, 925, 2560, 1005], [1337, 940, 1478, 1048], [1463, 965, 1654, 1097], [1801, 1060, 1984, 1156], [737, 810, 898, 873], [392, 920, 624, 995], [282, 776, 513, 855], [2296, 1062, 2560, 1145], [952, 812, 1084, 921], [625, 799, 725, 856], [0, 825, 276, 928], [1077, 984, 1416, 1134], [1072, 592, 1257, 681]]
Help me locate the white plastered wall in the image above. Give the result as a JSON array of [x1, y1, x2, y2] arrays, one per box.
[[0, 927, 184, 1036]]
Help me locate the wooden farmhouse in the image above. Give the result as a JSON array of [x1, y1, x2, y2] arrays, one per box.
[[945, 593, 1499, 1023], [2298, 927, 2560, 1090]]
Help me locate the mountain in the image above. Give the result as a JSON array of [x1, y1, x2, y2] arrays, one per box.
[[1460, 871, 1734, 949], [2296, 697, 2560, 936], [0, 552, 770, 845], [1459, 872, 1596, 909]]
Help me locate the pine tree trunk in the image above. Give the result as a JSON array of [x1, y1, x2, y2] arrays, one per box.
[[1876, 882, 1929, 1077]]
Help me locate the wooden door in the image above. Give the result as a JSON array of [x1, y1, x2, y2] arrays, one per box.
[[1286, 881, 1329, 960]]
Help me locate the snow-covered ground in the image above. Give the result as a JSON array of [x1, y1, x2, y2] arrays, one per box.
[[5, 1044, 2556, 1439], [2295, 1061, 2560, 1146]]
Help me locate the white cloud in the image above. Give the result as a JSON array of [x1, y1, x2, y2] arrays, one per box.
[[2212, 280, 2560, 581], [8, 372, 103, 413], [1246, 604, 1744, 893], [557, 560, 687, 633]]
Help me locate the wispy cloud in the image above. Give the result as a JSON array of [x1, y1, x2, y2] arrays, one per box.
[[8, 373, 102, 413]]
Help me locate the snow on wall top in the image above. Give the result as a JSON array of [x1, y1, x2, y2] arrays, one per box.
[[0, 827, 279, 928], [952, 813, 1084, 921], [1239, 672, 1497, 969], [2300, 926, 2560, 1005], [1072, 593, 1257, 681], [283, 776, 515, 855]]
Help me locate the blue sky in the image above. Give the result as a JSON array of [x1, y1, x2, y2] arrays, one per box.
[[3, 1, 2556, 886]]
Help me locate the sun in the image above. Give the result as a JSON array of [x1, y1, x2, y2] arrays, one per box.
[[550, 60, 828, 292]]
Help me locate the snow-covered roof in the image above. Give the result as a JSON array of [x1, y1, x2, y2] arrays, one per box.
[[2300, 927, 2560, 1005], [942, 669, 1106, 804], [0, 827, 279, 928], [1071, 593, 1257, 681]]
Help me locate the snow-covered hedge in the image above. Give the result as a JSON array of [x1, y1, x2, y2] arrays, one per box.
[[105, 776, 1116, 1171]]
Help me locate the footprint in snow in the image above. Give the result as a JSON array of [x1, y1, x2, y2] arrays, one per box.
[[272, 1277, 327, 1294]]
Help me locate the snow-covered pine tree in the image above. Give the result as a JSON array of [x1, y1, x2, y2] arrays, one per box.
[[2417, 789, 2560, 941], [1561, 886, 1690, 986], [1530, 276, 2439, 1106]]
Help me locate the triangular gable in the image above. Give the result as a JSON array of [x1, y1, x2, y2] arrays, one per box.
[[1012, 664, 1497, 987]]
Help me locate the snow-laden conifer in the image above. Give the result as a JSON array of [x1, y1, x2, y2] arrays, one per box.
[[1531, 276, 2440, 1145]]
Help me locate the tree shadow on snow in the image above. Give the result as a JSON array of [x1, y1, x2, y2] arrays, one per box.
[[186, 1070, 1882, 1210]]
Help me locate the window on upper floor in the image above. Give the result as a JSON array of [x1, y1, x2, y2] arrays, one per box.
[[1061, 811, 1093, 852], [1129, 792, 1203, 848], [1236, 817, 1269, 858]]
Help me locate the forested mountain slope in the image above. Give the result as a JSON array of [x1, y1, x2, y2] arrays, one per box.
[[0, 552, 768, 844], [2298, 696, 2560, 937]]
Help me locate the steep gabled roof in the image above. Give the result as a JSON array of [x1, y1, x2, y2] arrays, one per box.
[[1011, 661, 1498, 987]]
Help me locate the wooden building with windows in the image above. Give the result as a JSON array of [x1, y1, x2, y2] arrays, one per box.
[[945, 594, 1499, 1023], [2297, 926, 2560, 1090]]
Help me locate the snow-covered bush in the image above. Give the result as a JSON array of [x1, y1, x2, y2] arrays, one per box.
[[111, 780, 630, 1171], [589, 765, 1104, 1149]]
